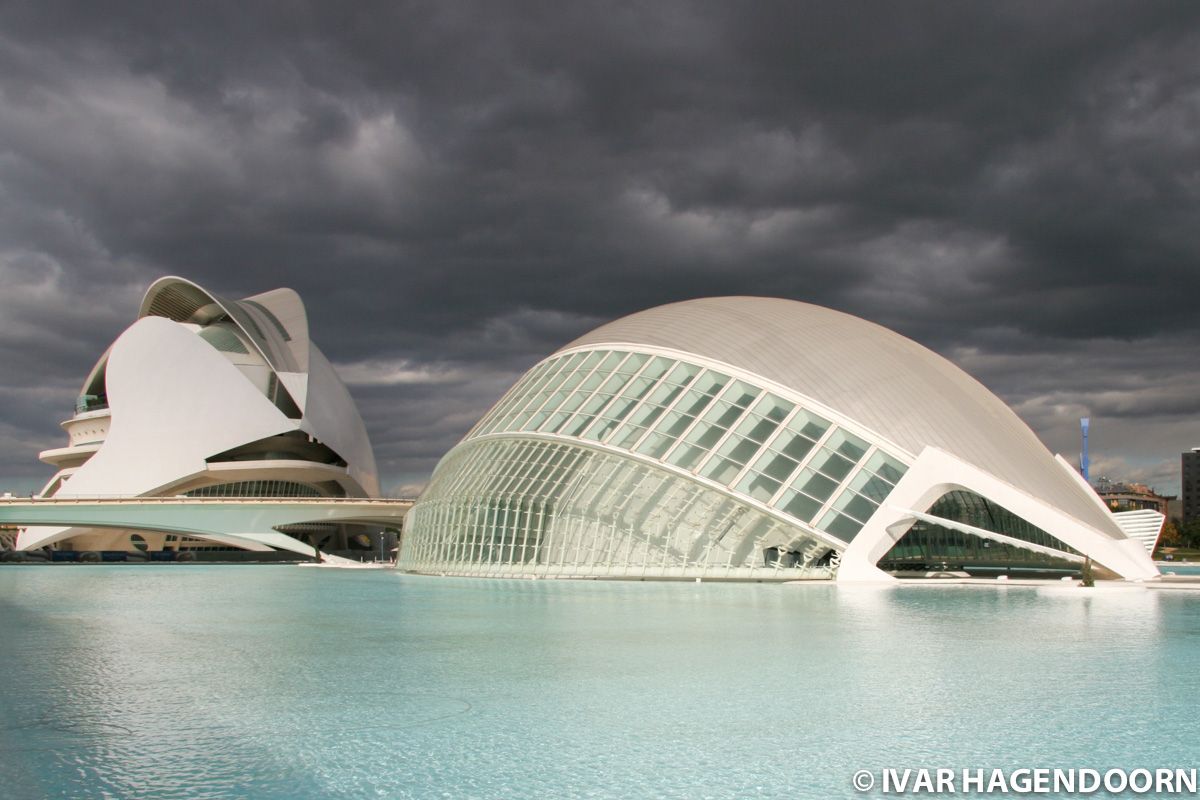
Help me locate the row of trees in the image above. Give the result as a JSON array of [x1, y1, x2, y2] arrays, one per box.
[[1158, 519, 1200, 551]]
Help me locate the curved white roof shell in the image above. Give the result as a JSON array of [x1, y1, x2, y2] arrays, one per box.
[[562, 296, 1120, 537], [19, 276, 380, 555], [137, 276, 378, 495]]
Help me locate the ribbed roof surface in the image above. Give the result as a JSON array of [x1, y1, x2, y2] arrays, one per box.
[[561, 297, 1120, 537]]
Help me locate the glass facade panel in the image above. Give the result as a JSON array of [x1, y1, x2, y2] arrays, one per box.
[[185, 480, 325, 498], [666, 441, 708, 470], [609, 424, 650, 450], [635, 432, 676, 460], [808, 448, 854, 482], [735, 414, 780, 444], [596, 351, 626, 373], [778, 489, 821, 522], [577, 370, 607, 393], [849, 470, 895, 503], [832, 489, 879, 523], [773, 430, 817, 463], [693, 371, 730, 397], [878, 490, 1079, 572], [464, 346, 913, 546], [401, 438, 839, 579], [755, 451, 800, 483], [656, 410, 696, 439], [791, 469, 837, 503], [699, 457, 741, 484], [865, 451, 908, 484], [716, 435, 760, 466], [791, 410, 831, 441], [818, 510, 864, 540], [616, 352, 649, 374], [737, 472, 782, 503], [675, 389, 716, 417], [701, 401, 744, 429], [724, 380, 759, 408], [826, 429, 869, 461], [663, 362, 700, 386], [640, 356, 672, 381], [753, 393, 794, 422]]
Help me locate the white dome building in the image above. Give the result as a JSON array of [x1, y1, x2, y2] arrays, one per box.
[[19, 276, 379, 556], [399, 297, 1158, 582]]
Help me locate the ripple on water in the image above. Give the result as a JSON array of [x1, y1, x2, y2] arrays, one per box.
[[1, 568, 1199, 799]]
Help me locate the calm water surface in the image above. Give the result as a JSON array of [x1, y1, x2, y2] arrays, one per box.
[[1, 566, 1198, 799]]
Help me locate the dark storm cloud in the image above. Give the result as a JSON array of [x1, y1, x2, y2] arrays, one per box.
[[1, 1, 1198, 495]]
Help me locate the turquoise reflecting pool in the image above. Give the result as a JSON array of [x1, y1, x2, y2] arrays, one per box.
[[1160, 563, 1200, 576], [2, 566, 1198, 799]]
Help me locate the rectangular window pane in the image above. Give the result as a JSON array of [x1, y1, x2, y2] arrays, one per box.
[[774, 431, 816, 462], [636, 432, 676, 459], [656, 410, 695, 438], [736, 473, 781, 503], [753, 393, 794, 422], [818, 510, 864, 541], [808, 448, 854, 481], [556, 370, 587, 392], [596, 351, 625, 373], [599, 372, 631, 394], [664, 362, 700, 386], [540, 364, 577, 394], [693, 371, 729, 397], [723, 380, 760, 408], [702, 401, 744, 429], [735, 414, 780, 444], [641, 356, 673, 381], [832, 489, 879, 523], [579, 350, 606, 370], [522, 411, 550, 430], [849, 470, 895, 503], [626, 404, 665, 428], [666, 442, 708, 470], [865, 451, 909, 484], [616, 352, 649, 374], [578, 371, 607, 392], [619, 376, 656, 400], [755, 452, 799, 482], [700, 457, 741, 484], [609, 424, 648, 450], [558, 392, 588, 414], [559, 413, 595, 437], [578, 394, 612, 416], [605, 396, 639, 422], [540, 391, 571, 414], [826, 429, 869, 461], [792, 468, 837, 502], [779, 489, 822, 522], [647, 383, 684, 407], [684, 421, 726, 450], [717, 435, 760, 466], [676, 389, 716, 417], [582, 416, 620, 442], [790, 409, 831, 441]]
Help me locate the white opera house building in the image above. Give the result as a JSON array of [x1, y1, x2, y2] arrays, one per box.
[[19, 277, 380, 557], [398, 297, 1159, 582]]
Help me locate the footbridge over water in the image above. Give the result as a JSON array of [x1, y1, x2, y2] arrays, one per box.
[[0, 497, 412, 561]]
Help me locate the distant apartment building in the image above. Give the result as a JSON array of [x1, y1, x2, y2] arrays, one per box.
[[1094, 477, 1174, 517], [1183, 449, 1200, 524]]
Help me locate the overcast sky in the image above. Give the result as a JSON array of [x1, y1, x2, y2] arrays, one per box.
[[1, 2, 1198, 497]]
